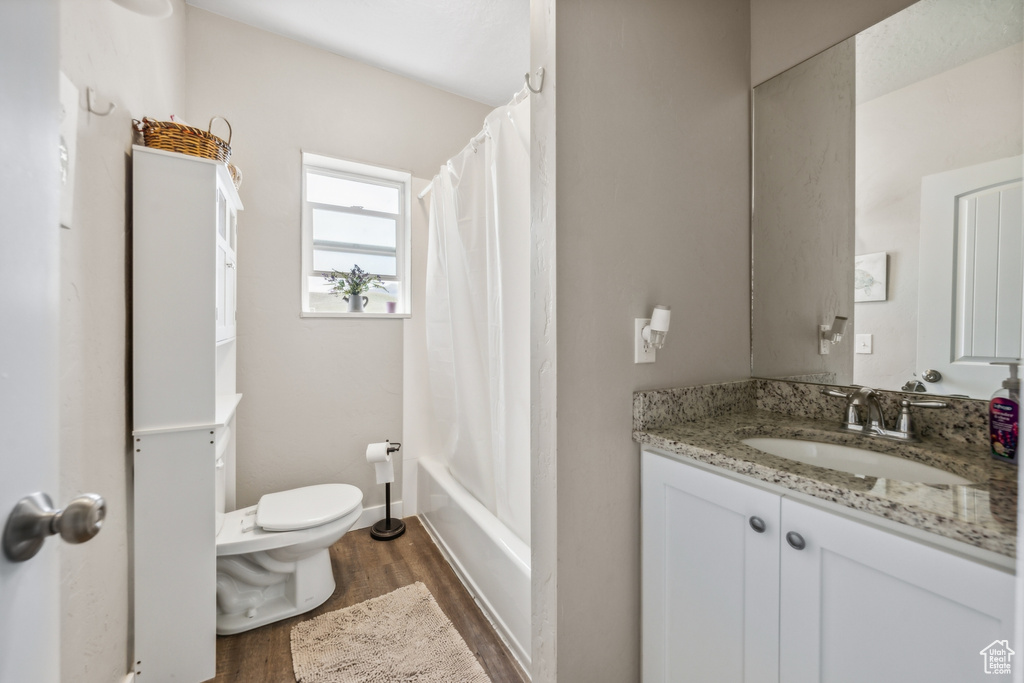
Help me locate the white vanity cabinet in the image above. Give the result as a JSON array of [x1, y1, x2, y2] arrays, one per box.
[[132, 146, 243, 683], [641, 449, 1015, 683], [641, 449, 782, 683]]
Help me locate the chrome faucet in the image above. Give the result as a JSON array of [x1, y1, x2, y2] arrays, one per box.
[[822, 386, 886, 433], [820, 386, 947, 442]]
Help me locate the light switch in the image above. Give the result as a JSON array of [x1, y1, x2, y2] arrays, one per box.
[[855, 334, 873, 354]]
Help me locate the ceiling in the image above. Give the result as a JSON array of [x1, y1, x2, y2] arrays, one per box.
[[856, 0, 1023, 103], [185, 0, 530, 107]]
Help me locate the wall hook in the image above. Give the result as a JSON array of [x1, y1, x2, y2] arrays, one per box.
[[86, 87, 116, 116], [525, 67, 545, 94]]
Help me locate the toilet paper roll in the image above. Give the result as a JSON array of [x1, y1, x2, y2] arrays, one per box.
[[367, 441, 394, 485]]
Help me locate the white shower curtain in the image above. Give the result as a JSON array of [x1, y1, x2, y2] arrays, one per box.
[[425, 91, 531, 545]]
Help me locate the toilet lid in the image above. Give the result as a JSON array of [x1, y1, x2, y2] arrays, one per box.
[[256, 483, 363, 532]]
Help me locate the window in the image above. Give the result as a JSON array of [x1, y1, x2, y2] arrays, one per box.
[[301, 152, 411, 316]]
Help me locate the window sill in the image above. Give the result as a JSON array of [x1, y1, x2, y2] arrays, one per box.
[[301, 310, 411, 319]]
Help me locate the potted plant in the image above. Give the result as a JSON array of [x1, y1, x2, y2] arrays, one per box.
[[323, 264, 387, 313]]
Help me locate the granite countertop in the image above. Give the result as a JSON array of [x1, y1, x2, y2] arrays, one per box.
[[634, 408, 1018, 558]]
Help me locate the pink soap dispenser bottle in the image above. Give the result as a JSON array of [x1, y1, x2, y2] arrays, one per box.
[[989, 361, 1020, 465]]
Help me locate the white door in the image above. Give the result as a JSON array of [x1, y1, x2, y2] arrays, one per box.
[[918, 155, 1024, 397], [641, 451, 781, 683], [0, 1, 61, 682], [779, 498, 1015, 683]]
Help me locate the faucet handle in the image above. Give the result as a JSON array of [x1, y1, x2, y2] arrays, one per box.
[[820, 388, 862, 427], [895, 399, 948, 439], [820, 388, 853, 399], [902, 399, 948, 409]]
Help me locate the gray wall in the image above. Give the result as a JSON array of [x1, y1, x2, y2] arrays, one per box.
[[59, 1, 187, 679], [751, 39, 855, 383], [185, 9, 490, 512], [553, 1, 752, 679]]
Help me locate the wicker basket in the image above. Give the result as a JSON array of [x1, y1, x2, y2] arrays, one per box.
[[133, 116, 232, 163]]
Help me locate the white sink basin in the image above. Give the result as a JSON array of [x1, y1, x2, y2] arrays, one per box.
[[740, 437, 972, 485]]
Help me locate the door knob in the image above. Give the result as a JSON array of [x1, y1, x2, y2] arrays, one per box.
[[3, 492, 106, 562]]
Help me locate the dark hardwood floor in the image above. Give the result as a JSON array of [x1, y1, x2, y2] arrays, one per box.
[[212, 516, 527, 683]]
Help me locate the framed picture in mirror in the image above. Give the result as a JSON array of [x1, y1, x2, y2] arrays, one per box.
[[854, 252, 887, 303]]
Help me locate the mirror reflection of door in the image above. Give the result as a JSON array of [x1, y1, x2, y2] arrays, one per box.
[[751, 0, 1024, 399], [918, 155, 1023, 397]]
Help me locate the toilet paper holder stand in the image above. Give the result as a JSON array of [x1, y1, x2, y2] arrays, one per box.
[[370, 441, 404, 541]]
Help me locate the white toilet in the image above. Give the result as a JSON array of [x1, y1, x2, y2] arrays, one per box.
[[214, 482, 363, 635]]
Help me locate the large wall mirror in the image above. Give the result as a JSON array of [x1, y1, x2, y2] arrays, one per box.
[[752, 0, 1023, 399]]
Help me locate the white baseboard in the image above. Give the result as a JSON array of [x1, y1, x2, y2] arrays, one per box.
[[354, 500, 404, 530]]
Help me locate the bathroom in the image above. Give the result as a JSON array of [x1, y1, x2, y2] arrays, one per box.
[[2, 0, 1021, 682]]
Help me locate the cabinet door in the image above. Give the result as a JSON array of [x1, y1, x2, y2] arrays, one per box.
[[216, 240, 226, 332], [215, 188, 237, 343], [779, 498, 1015, 683], [224, 248, 236, 338], [216, 239, 236, 342], [134, 429, 216, 682], [642, 451, 781, 683]]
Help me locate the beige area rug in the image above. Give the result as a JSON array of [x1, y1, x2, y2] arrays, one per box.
[[290, 581, 491, 683]]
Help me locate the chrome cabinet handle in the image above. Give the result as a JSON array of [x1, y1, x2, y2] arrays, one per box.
[[786, 531, 806, 550], [922, 369, 942, 383], [3, 492, 106, 562], [749, 516, 767, 533]]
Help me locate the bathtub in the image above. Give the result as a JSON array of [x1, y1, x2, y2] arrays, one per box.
[[417, 456, 531, 672]]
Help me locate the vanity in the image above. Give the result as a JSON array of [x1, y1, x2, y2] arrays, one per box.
[[639, 0, 1020, 679], [635, 379, 1016, 683]]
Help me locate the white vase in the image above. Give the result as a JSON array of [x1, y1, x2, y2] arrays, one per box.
[[344, 294, 368, 312]]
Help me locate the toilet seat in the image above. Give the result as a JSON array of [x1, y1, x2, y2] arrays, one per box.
[[256, 483, 362, 531], [216, 484, 363, 556]]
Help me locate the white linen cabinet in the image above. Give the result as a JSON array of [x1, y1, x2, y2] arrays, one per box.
[[132, 146, 242, 682], [641, 449, 1015, 683]]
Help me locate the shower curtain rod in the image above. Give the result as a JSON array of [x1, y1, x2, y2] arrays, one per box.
[[417, 126, 490, 200], [418, 80, 535, 200], [417, 126, 491, 200]]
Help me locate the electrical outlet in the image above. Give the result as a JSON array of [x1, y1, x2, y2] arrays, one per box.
[[635, 318, 655, 363], [856, 334, 873, 354]]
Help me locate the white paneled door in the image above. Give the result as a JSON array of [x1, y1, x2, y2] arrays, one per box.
[[779, 498, 1015, 683], [641, 451, 781, 683], [919, 155, 1024, 398], [0, 1, 61, 681]]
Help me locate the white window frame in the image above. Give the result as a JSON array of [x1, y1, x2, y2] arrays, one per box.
[[300, 152, 412, 318]]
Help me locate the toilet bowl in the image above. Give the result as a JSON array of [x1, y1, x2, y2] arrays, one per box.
[[214, 483, 363, 635]]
